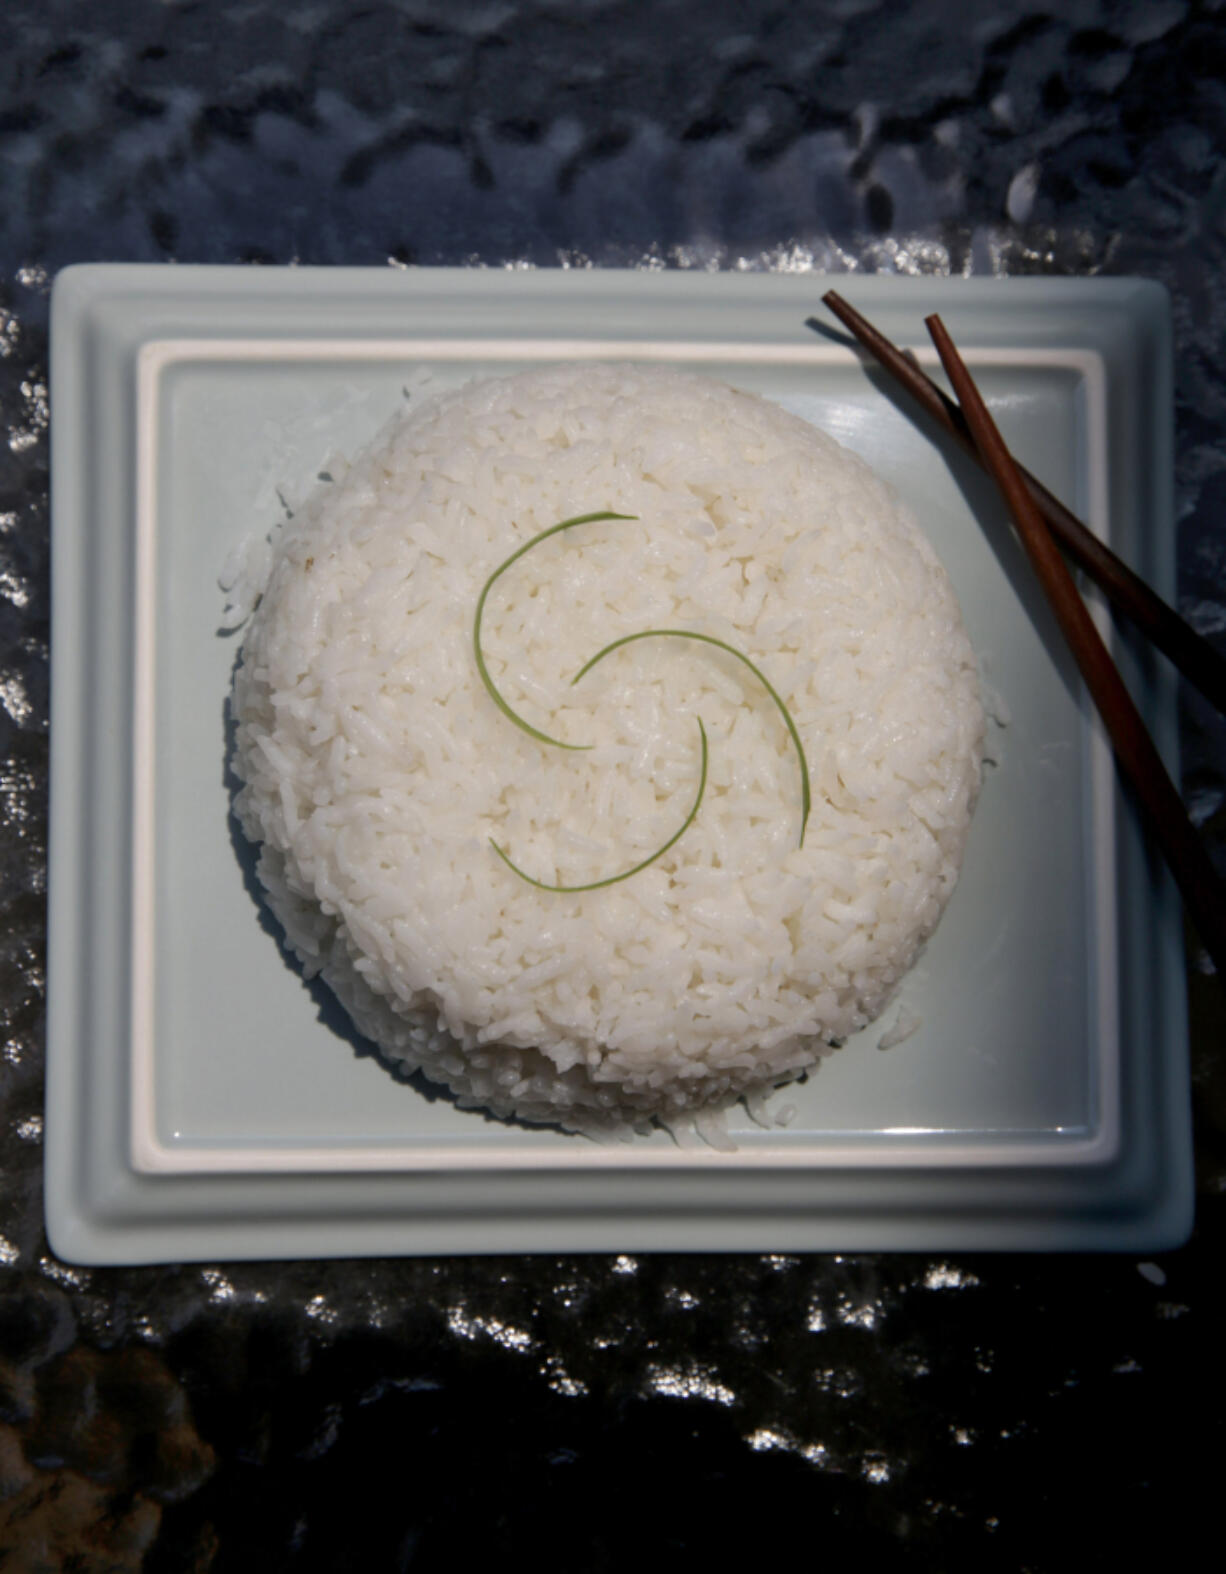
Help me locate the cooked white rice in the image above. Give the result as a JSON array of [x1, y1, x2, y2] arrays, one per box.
[[230, 363, 984, 1133]]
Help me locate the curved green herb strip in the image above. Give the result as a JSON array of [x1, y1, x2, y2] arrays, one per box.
[[572, 629, 811, 847], [473, 510, 638, 750], [490, 717, 709, 893]]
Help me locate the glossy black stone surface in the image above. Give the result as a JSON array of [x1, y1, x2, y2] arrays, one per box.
[[1, 2, 1223, 1565]]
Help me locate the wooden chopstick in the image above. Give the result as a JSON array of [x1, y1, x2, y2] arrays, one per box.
[[925, 313, 1226, 979], [814, 291, 1226, 717]]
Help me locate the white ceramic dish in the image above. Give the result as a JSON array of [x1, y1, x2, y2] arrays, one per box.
[[46, 266, 1191, 1260]]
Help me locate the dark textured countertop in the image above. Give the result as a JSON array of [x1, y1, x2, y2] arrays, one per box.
[[1, 2, 1223, 1566]]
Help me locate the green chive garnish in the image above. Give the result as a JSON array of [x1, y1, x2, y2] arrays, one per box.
[[571, 628, 811, 846], [472, 510, 638, 750], [490, 717, 709, 892], [475, 510, 812, 890]]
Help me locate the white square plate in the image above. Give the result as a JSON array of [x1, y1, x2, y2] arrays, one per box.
[[47, 266, 1191, 1260]]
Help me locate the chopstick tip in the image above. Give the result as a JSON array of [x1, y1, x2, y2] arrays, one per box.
[[925, 314, 958, 365]]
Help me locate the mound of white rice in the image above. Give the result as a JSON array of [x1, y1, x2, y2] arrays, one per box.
[[230, 363, 984, 1134]]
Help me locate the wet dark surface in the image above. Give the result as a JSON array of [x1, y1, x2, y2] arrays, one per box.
[[2, 2, 1224, 1566]]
